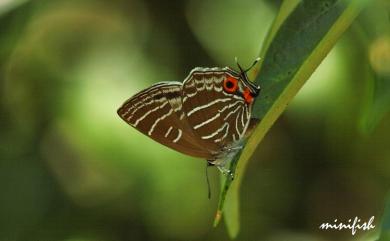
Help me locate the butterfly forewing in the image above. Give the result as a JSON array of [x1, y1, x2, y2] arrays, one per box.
[[117, 82, 213, 159], [181, 68, 251, 154]]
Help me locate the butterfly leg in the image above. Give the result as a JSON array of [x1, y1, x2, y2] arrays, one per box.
[[209, 159, 234, 180], [205, 161, 214, 199], [207, 160, 215, 166], [216, 165, 234, 180], [222, 144, 243, 153]]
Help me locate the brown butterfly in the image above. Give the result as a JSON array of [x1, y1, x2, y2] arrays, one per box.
[[117, 59, 260, 173]]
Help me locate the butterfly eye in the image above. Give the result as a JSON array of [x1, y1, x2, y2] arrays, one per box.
[[223, 76, 238, 93]]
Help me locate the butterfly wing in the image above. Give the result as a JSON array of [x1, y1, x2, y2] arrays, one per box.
[[181, 68, 251, 155], [118, 82, 214, 159]]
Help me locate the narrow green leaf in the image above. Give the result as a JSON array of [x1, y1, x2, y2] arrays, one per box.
[[257, 0, 300, 60], [0, 0, 29, 16], [358, 2, 390, 133], [215, 0, 369, 238], [361, 72, 390, 133]]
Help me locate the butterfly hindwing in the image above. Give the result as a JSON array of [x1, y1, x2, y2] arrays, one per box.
[[117, 82, 213, 159]]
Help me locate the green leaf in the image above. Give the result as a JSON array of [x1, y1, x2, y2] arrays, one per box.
[[0, 0, 29, 16], [214, 0, 369, 238], [358, 2, 390, 133], [258, 0, 300, 59], [361, 71, 390, 133]]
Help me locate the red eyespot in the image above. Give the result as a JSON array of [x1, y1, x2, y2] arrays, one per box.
[[243, 88, 254, 104], [223, 76, 238, 93]]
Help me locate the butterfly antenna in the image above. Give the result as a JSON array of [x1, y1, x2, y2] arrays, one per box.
[[235, 57, 261, 74], [244, 57, 261, 73], [235, 57, 245, 74], [206, 161, 213, 199]]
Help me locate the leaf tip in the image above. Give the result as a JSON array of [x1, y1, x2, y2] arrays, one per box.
[[213, 210, 223, 227]]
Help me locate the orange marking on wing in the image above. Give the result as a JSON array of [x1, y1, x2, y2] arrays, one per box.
[[223, 76, 239, 93], [243, 88, 253, 104]]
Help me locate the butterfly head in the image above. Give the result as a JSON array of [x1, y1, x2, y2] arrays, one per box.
[[223, 58, 261, 104]]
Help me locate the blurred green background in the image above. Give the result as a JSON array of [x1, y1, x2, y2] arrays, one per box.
[[0, 0, 389, 241]]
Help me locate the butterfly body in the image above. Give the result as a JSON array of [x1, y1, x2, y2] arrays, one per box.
[[118, 63, 260, 166]]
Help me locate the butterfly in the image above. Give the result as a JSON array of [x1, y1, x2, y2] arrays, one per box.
[[117, 58, 260, 173]]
